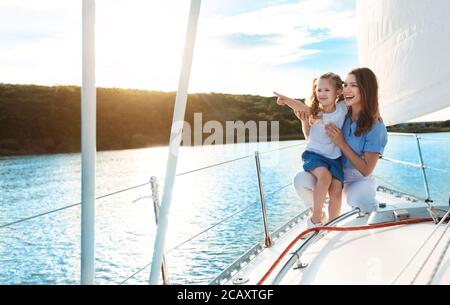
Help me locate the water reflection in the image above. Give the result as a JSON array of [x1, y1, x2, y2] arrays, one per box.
[[1, 133, 449, 284]]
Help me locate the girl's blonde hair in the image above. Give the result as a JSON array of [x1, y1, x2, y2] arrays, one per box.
[[307, 72, 344, 121]]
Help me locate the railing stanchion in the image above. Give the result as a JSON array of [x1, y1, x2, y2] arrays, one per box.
[[415, 135, 432, 203], [150, 176, 169, 285], [254, 151, 273, 247], [414, 135, 440, 223]]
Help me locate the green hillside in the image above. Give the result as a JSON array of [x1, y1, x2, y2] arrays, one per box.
[[1, 83, 448, 156], [0, 84, 303, 156]]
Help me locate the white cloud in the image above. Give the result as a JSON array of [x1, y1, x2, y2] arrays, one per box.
[[0, 0, 81, 85], [0, 0, 357, 97], [0, 0, 190, 89], [198, 0, 356, 66], [189, 0, 356, 96]]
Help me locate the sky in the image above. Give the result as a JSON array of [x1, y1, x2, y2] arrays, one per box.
[[0, 0, 448, 121], [0, 0, 358, 96]]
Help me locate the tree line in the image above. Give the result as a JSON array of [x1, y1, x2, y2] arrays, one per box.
[[1, 83, 449, 156], [0, 84, 302, 156]]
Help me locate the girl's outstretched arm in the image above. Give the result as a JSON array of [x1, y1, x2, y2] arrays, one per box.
[[274, 92, 310, 114]]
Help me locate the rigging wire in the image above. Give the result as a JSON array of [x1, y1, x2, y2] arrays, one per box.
[[390, 208, 450, 284], [410, 209, 450, 284], [118, 182, 293, 284], [427, 230, 450, 284]]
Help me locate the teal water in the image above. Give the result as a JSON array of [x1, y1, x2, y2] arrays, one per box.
[[1, 133, 449, 284]]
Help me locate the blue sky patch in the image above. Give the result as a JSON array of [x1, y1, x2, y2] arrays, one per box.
[[224, 33, 281, 48], [305, 27, 331, 40], [287, 37, 358, 71]]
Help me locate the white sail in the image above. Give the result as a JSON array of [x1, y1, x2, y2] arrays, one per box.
[[357, 0, 450, 126]]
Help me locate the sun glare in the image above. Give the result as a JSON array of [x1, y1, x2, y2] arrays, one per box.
[[1, 0, 357, 98]]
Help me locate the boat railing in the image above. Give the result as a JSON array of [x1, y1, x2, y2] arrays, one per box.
[[266, 134, 450, 285], [121, 133, 450, 284], [209, 207, 312, 285], [208, 133, 450, 285], [379, 133, 450, 204], [0, 142, 303, 231], [117, 182, 295, 285], [0, 142, 305, 285], [2, 133, 449, 284], [381, 133, 432, 202]]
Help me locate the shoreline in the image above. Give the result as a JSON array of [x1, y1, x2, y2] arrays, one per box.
[[1, 130, 449, 158]]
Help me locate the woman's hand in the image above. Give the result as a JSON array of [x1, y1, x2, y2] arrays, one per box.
[[325, 123, 345, 148], [294, 110, 309, 124]]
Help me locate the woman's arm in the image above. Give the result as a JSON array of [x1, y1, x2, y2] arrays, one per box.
[[340, 144, 379, 176], [325, 124, 379, 176], [274, 92, 310, 114]]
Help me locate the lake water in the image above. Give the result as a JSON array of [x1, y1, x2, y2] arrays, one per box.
[[1, 132, 449, 284]]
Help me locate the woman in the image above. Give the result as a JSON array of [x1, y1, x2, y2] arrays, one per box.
[[293, 67, 388, 215]]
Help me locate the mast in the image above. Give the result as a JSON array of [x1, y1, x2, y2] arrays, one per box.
[[81, 0, 96, 285], [149, 0, 202, 284]]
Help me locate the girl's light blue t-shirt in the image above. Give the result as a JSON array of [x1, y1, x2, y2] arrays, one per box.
[[342, 115, 388, 170]]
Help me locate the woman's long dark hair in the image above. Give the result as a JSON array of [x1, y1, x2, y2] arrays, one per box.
[[348, 67, 379, 136]]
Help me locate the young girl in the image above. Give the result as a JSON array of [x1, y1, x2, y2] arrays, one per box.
[[274, 72, 347, 231]]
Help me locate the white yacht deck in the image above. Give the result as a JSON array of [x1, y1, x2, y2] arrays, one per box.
[[221, 188, 449, 285]]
